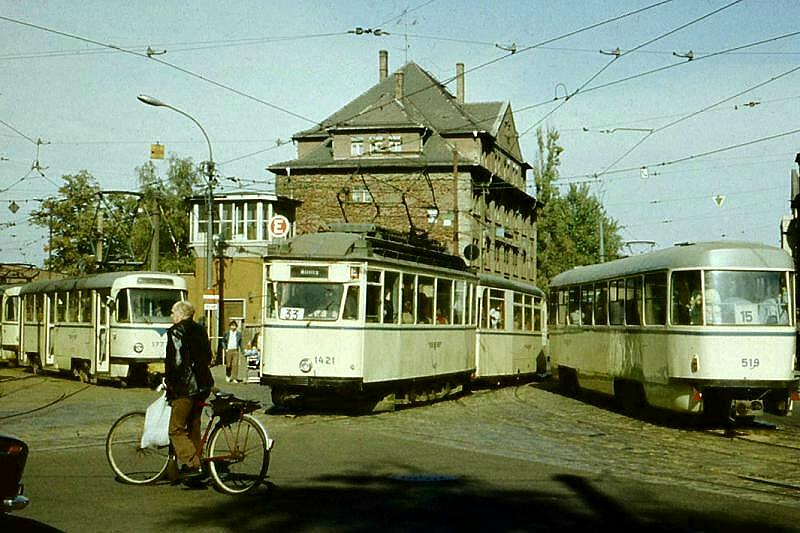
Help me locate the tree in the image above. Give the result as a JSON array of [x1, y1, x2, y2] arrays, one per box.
[[29, 155, 202, 276], [533, 127, 622, 288], [129, 155, 202, 273], [29, 171, 136, 275]]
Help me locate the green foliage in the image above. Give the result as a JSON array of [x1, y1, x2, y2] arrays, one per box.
[[533, 127, 622, 289], [29, 155, 202, 275], [130, 155, 202, 273], [29, 171, 134, 275]]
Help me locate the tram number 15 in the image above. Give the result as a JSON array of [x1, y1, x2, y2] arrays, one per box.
[[741, 358, 760, 369], [739, 310, 754, 323]]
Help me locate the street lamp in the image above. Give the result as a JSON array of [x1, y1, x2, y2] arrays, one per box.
[[137, 94, 216, 291]]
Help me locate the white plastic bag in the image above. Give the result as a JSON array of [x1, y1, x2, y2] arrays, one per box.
[[141, 388, 171, 448]]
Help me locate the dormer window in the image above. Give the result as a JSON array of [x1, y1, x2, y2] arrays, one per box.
[[351, 186, 372, 203], [351, 137, 364, 156], [368, 136, 385, 154], [388, 135, 402, 152]]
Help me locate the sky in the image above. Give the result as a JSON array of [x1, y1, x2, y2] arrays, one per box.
[[1, 0, 800, 266]]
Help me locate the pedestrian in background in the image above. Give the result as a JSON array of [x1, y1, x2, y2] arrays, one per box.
[[223, 320, 243, 383], [165, 300, 214, 482]]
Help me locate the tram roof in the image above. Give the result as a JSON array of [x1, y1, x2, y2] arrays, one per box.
[[550, 241, 793, 287], [266, 227, 472, 273], [18, 271, 185, 294], [479, 273, 544, 297]]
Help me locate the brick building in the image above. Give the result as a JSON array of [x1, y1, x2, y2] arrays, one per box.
[[269, 51, 540, 283]]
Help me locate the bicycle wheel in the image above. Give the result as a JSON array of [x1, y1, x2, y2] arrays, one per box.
[[106, 411, 171, 484], [207, 414, 269, 495]]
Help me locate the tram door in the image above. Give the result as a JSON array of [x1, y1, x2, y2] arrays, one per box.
[[43, 293, 54, 366], [94, 290, 110, 374]]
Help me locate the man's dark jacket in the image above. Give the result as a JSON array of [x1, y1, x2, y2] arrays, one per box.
[[165, 319, 214, 401]]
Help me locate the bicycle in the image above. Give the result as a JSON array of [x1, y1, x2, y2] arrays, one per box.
[[105, 390, 274, 495]]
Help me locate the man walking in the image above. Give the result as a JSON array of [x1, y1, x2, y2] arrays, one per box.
[[223, 320, 243, 383], [165, 301, 214, 481]]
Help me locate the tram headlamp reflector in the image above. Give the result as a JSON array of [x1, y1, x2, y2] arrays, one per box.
[[133, 342, 144, 353], [299, 358, 312, 373], [690, 354, 699, 373]]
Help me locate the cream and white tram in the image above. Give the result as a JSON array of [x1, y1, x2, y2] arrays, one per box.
[[549, 241, 798, 421], [260, 224, 478, 409], [13, 272, 187, 384], [475, 274, 547, 383]]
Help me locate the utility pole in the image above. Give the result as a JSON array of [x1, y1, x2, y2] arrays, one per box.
[[149, 205, 160, 271], [95, 208, 104, 265]]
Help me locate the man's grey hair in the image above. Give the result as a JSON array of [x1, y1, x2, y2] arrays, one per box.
[[172, 300, 195, 321]]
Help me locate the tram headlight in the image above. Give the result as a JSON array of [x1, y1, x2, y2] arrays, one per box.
[[133, 342, 144, 354], [299, 358, 313, 373]]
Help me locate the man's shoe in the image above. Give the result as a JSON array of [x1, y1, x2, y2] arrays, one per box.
[[179, 465, 206, 482]]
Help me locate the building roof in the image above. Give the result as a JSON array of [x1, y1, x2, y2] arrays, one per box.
[[268, 62, 520, 173]]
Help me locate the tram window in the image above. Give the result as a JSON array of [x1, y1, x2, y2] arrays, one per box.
[[568, 288, 581, 325], [704, 270, 791, 326], [401, 274, 416, 324], [383, 271, 400, 324], [36, 294, 44, 322], [453, 280, 466, 325], [342, 285, 360, 320], [534, 296, 543, 331], [594, 283, 608, 326], [55, 292, 66, 323], [25, 295, 35, 324], [671, 271, 702, 325], [557, 289, 569, 326], [4, 297, 16, 322], [523, 294, 533, 331], [609, 280, 624, 325], [417, 276, 434, 324], [117, 291, 130, 323], [489, 289, 505, 329], [513, 292, 524, 330], [79, 291, 91, 323], [581, 286, 593, 326], [436, 279, 452, 325], [265, 280, 277, 319], [66, 290, 79, 322], [644, 273, 667, 325], [625, 277, 642, 325], [366, 270, 381, 323]]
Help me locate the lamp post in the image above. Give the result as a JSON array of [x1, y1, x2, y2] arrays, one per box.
[[137, 94, 215, 291]]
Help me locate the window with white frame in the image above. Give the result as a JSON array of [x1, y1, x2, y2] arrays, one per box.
[[351, 137, 364, 156], [351, 186, 372, 203]]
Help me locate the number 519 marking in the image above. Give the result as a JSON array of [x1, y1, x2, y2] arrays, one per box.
[[741, 358, 760, 369]]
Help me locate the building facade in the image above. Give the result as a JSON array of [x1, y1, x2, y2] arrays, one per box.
[[269, 51, 540, 283]]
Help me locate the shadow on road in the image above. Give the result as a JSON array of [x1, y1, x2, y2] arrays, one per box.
[[157, 472, 790, 532]]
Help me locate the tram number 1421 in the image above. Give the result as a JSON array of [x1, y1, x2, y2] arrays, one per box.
[[741, 358, 760, 369]]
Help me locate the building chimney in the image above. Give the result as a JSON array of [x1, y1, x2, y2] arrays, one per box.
[[456, 62, 465, 104], [379, 50, 388, 81], [395, 71, 404, 101]]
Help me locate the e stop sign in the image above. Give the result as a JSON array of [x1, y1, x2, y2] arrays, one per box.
[[269, 215, 290, 238]]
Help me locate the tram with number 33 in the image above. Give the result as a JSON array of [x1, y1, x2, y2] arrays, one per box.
[[259, 224, 546, 410]]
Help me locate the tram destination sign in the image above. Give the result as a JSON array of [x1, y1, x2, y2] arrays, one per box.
[[290, 266, 328, 279]]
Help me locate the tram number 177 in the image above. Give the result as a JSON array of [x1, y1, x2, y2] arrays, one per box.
[[741, 358, 760, 369]]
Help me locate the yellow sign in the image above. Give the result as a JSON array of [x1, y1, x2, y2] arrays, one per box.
[[150, 143, 165, 159]]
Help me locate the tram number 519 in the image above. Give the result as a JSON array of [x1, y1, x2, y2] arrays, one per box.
[[741, 358, 760, 369]]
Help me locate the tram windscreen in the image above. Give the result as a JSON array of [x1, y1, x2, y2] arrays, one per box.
[[275, 282, 343, 321], [673, 270, 791, 326], [119, 289, 184, 323]]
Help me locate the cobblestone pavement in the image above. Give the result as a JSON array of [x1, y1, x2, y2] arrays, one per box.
[[2, 366, 800, 509]]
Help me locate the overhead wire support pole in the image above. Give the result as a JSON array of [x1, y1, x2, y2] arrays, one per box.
[[137, 94, 216, 290]]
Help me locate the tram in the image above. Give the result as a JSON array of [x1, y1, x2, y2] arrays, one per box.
[[7, 272, 187, 384], [474, 274, 547, 383], [260, 224, 480, 409], [549, 241, 799, 421]]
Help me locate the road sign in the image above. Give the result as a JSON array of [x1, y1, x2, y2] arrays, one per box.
[[150, 143, 164, 159], [269, 215, 290, 239]]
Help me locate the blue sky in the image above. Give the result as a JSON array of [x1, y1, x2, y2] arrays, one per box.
[[1, 0, 799, 265]]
